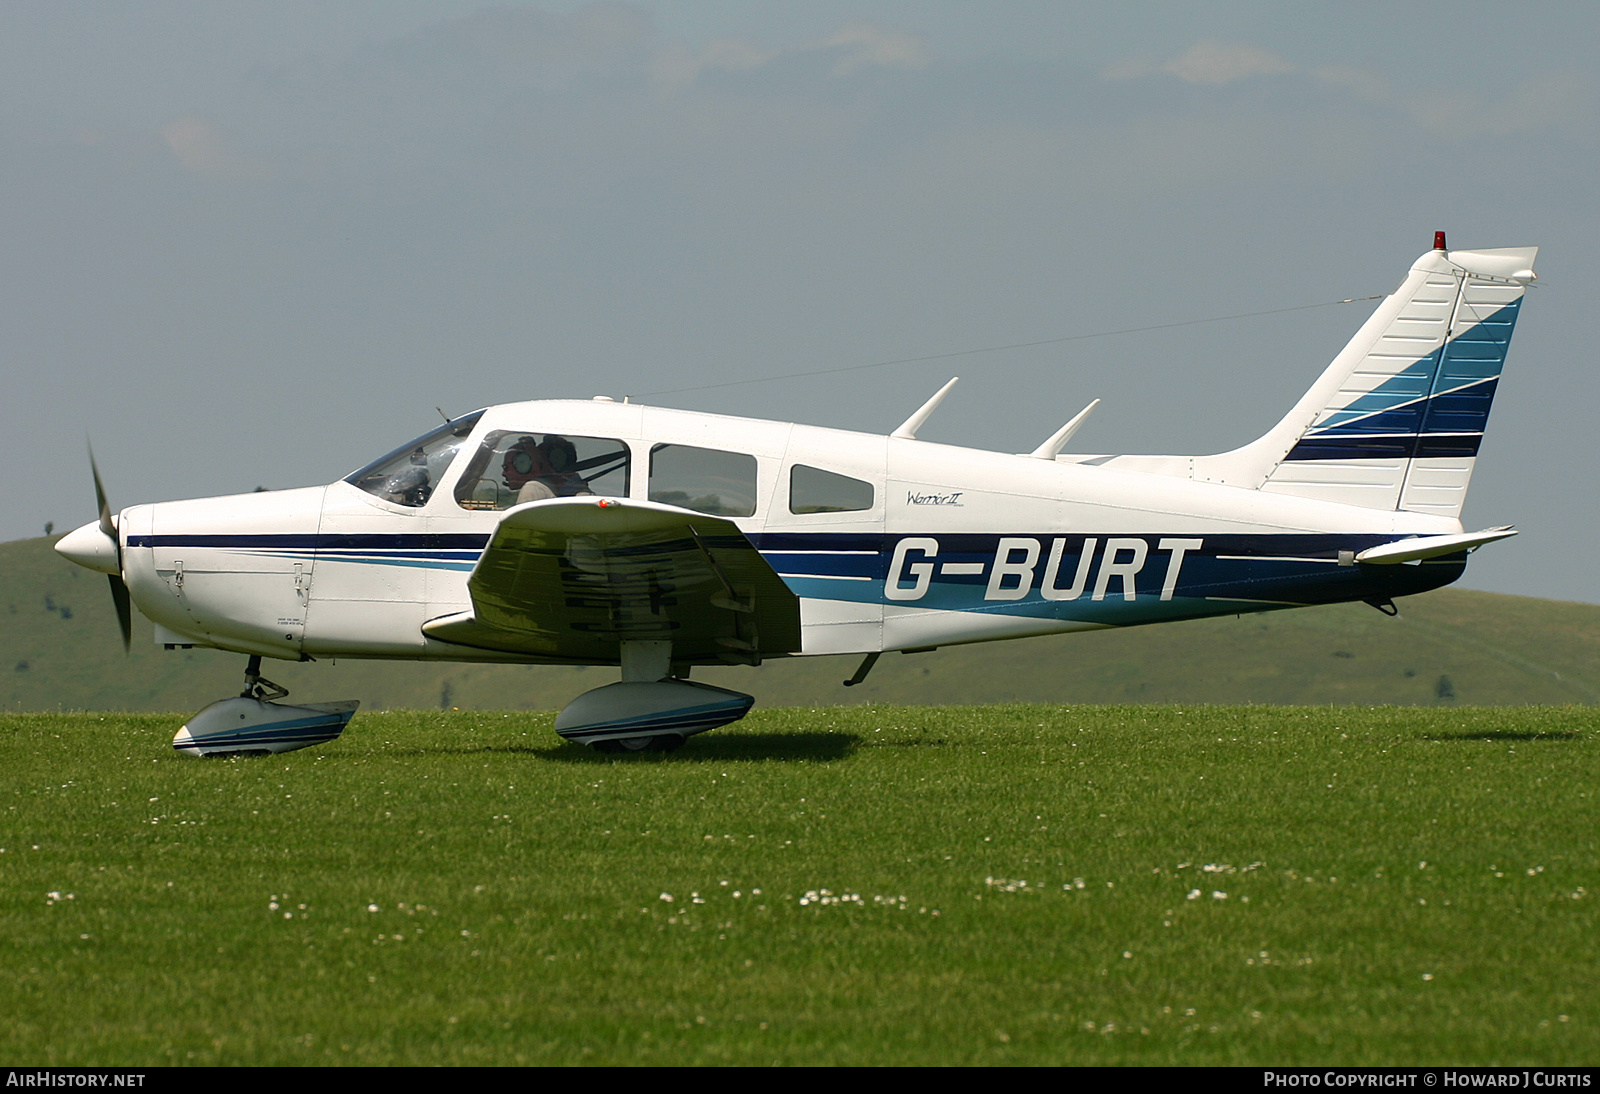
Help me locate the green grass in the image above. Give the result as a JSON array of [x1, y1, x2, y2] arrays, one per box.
[[3, 705, 1598, 1065]]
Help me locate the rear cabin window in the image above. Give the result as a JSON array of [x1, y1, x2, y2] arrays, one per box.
[[789, 464, 874, 514], [454, 431, 630, 510], [648, 444, 758, 517]]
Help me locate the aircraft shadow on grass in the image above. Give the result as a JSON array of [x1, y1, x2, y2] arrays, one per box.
[[196, 733, 858, 762], [1426, 729, 1583, 743], [541, 731, 858, 764]]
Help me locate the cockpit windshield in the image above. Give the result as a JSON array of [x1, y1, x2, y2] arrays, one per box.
[[345, 411, 485, 507]]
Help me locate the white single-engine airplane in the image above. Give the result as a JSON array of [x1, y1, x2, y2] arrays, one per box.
[[57, 234, 1535, 755]]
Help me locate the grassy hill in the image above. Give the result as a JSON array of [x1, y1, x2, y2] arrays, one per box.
[[5, 534, 1599, 713]]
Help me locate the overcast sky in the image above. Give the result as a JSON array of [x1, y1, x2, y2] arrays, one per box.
[[5, 1, 1596, 601]]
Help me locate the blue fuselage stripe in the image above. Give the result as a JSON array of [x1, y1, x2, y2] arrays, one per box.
[[126, 529, 1464, 618]]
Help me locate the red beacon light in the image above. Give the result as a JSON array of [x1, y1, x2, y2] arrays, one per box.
[[1434, 230, 1448, 251]]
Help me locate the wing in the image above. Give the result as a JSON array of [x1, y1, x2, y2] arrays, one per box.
[[422, 497, 801, 665]]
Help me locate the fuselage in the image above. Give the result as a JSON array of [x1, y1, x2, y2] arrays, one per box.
[[104, 398, 1465, 666]]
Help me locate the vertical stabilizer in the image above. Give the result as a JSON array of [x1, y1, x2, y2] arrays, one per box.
[[1208, 240, 1535, 518]]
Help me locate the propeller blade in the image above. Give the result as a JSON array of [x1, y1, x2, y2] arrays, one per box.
[[88, 444, 124, 572], [89, 441, 131, 653], [90, 444, 112, 537], [108, 575, 133, 653]]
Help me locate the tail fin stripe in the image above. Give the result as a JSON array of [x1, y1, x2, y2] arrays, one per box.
[[1286, 376, 1500, 461], [1306, 376, 1500, 437], [1286, 432, 1486, 462], [1290, 299, 1519, 443]]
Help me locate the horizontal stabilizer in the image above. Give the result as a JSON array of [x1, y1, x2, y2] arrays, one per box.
[[1355, 526, 1517, 565]]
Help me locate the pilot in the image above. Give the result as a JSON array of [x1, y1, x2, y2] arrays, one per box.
[[501, 435, 592, 504]]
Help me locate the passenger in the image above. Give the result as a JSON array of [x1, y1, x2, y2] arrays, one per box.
[[535, 436, 593, 497], [501, 435, 591, 504]]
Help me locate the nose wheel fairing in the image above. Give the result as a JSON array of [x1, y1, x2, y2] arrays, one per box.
[[173, 697, 359, 756], [173, 653, 359, 757]]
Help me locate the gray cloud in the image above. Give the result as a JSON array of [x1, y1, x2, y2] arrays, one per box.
[[1162, 40, 1292, 85]]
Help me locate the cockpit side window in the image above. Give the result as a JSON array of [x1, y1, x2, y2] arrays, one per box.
[[345, 412, 485, 508], [454, 431, 631, 511], [649, 444, 758, 517]]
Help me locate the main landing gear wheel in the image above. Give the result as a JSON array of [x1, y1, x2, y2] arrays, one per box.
[[591, 734, 684, 754]]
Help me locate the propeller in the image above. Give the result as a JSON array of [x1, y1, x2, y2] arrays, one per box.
[[88, 444, 133, 653]]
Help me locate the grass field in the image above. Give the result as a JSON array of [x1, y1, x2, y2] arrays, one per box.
[[3, 704, 1597, 1065]]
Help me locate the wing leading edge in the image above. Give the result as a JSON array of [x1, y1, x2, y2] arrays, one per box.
[[422, 497, 801, 665]]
